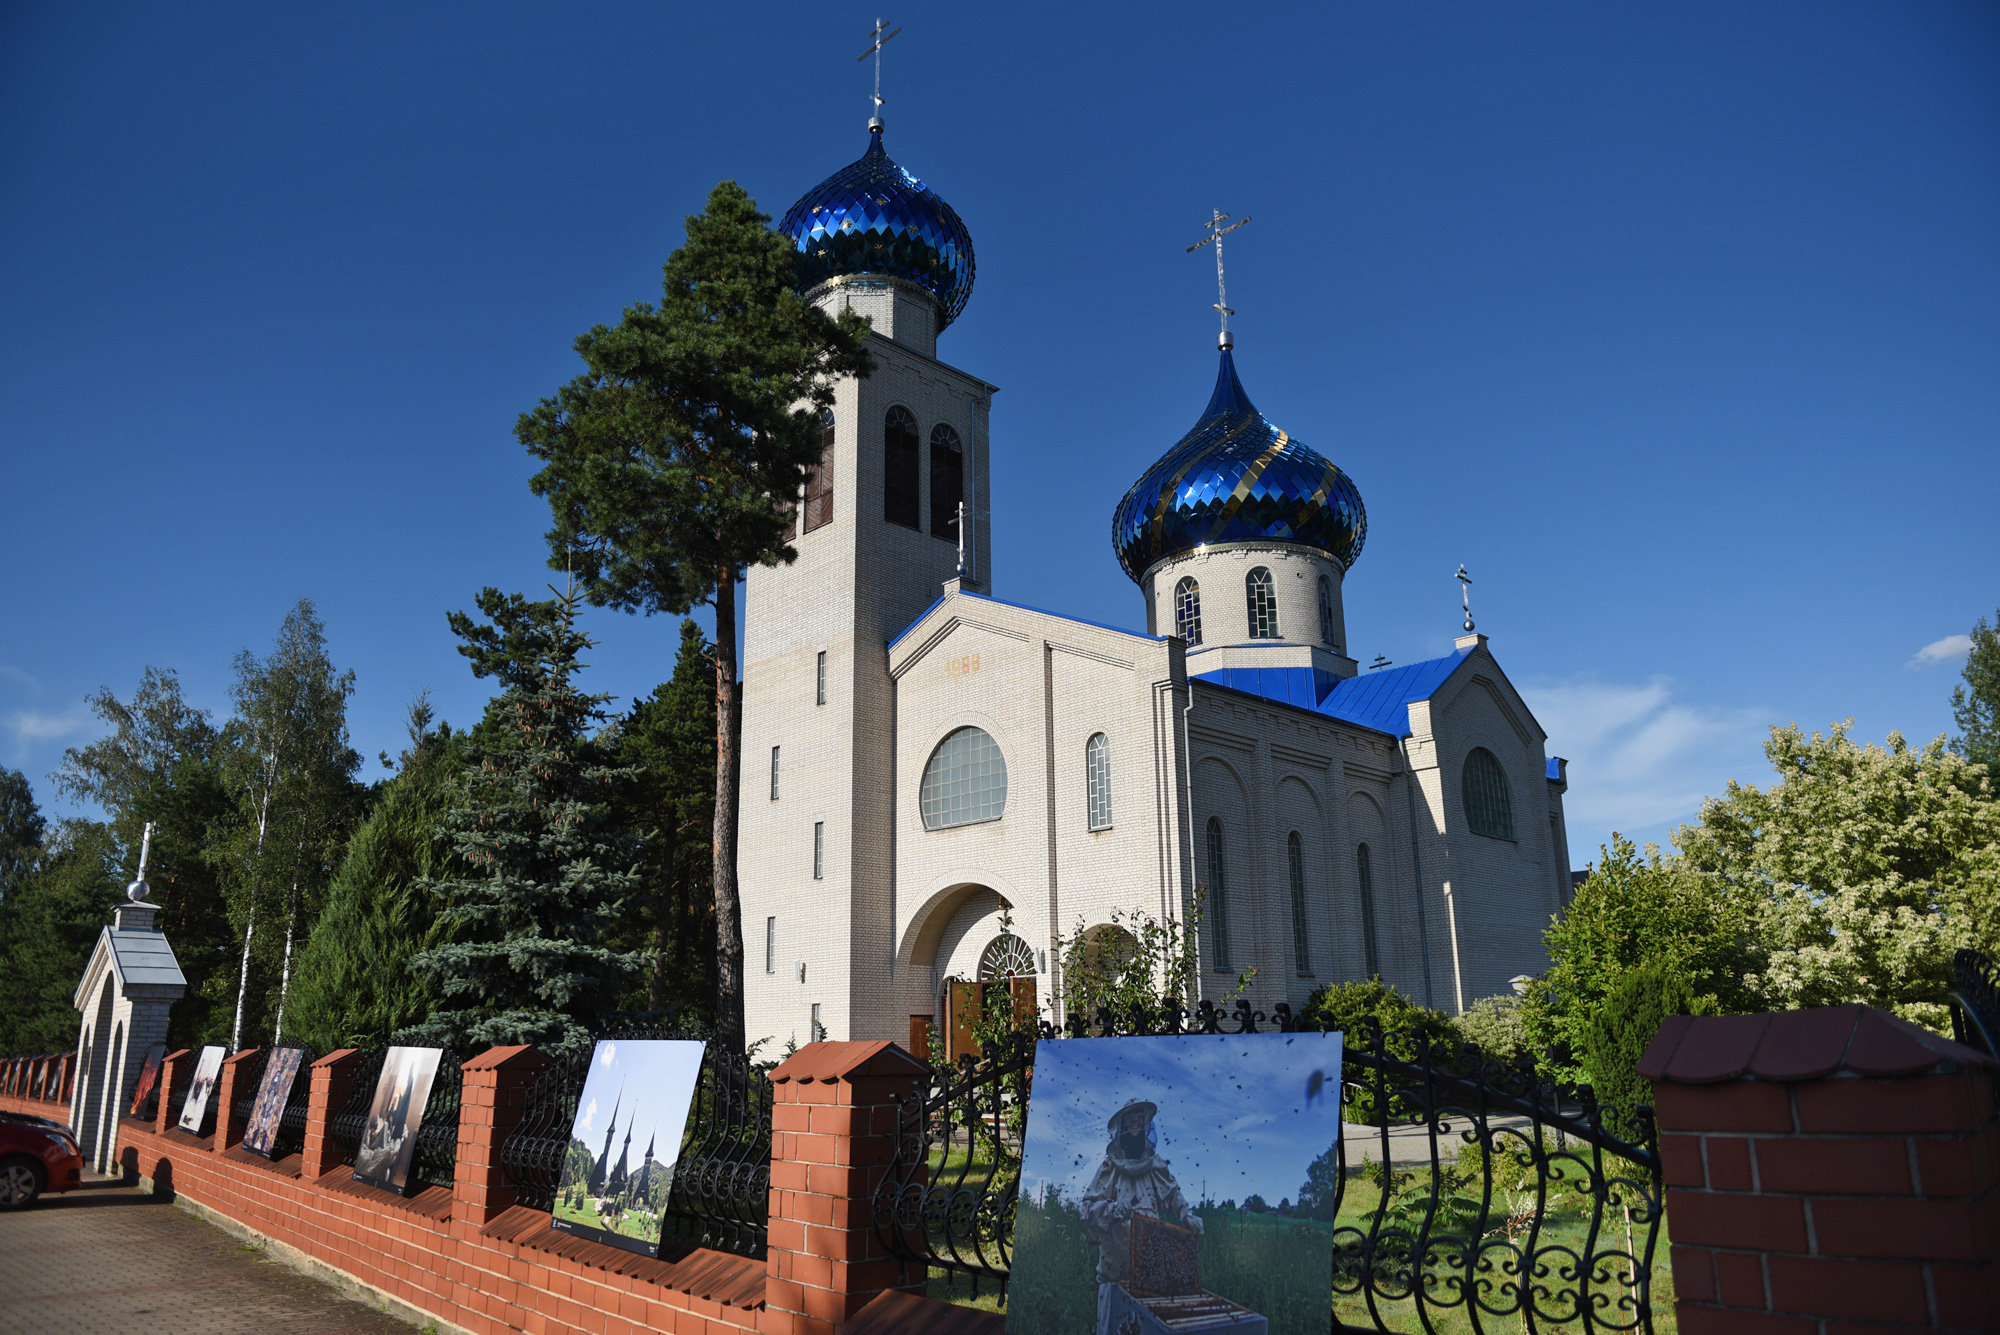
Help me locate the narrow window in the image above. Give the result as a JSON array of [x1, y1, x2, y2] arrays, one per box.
[[816, 650, 827, 706], [1246, 567, 1280, 639], [770, 745, 781, 801], [1205, 816, 1230, 969], [810, 1002, 825, 1042], [884, 405, 921, 529], [1085, 732, 1112, 830], [765, 916, 777, 974], [1288, 831, 1310, 974], [804, 409, 835, 532], [1357, 843, 1380, 978], [1175, 576, 1203, 646], [813, 821, 825, 879], [1462, 747, 1515, 839], [1317, 576, 1336, 646], [930, 423, 963, 540]]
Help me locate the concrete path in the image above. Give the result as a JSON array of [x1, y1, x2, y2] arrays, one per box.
[[0, 1173, 413, 1335]]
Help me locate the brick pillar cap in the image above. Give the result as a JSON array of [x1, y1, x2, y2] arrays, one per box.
[[222, 1047, 261, 1067], [462, 1044, 548, 1072], [311, 1047, 361, 1068], [162, 1048, 193, 1063], [1639, 1003, 1997, 1085], [770, 1040, 929, 1084]]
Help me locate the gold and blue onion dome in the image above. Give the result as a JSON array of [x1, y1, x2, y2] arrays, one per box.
[[1112, 350, 1367, 583], [777, 125, 975, 330]]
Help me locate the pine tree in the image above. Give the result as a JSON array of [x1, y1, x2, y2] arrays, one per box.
[[515, 180, 873, 1052], [0, 767, 45, 907], [0, 820, 123, 1052], [404, 585, 651, 1056], [1954, 610, 2000, 771], [288, 694, 466, 1050]]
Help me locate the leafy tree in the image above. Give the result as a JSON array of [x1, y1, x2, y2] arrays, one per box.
[[1526, 833, 1761, 1087], [1301, 978, 1457, 1124], [1954, 610, 2000, 771], [1678, 721, 2000, 1028], [0, 820, 122, 1052], [210, 599, 363, 1047], [288, 695, 466, 1051], [1295, 1144, 1340, 1222], [515, 180, 873, 1052], [0, 767, 45, 906], [605, 620, 718, 1024], [403, 586, 651, 1057], [53, 667, 237, 1049], [1581, 961, 1717, 1136]]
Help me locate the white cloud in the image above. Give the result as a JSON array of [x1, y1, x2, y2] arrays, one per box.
[[4, 708, 90, 750], [1521, 675, 1769, 858], [1909, 634, 1973, 669]]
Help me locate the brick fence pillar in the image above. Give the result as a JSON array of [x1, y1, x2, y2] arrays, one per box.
[[454, 1044, 549, 1226], [1643, 1003, 2000, 1333], [212, 1048, 259, 1151], [153, 1049, 191, 1133], [764, 1040, 929, 1335], [303, 1048, 361, 1179]]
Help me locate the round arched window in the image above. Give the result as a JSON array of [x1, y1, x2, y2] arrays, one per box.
[[979, 933, 1035, 980], [1462, 747, 1515, 839], [920, 726, 1008, 829]]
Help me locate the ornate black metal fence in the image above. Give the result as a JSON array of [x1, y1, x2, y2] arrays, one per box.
[[326, 1048, 463, 1193], [224, 1047, 317, 1160], [1951, 948, 2000, 1060], [495, 1030, 773, 1259], [872, 1000, 1664, 1334]]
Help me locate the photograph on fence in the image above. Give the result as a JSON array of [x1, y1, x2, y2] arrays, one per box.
[[551, 1039, 707, 1257], [128, 1044, 166, 1117], [351, 1045, 443, 1194], [177, 1045, 226, 1134], [1008, 1031, 1342, 1335], [242, 1047, 305, 1158]]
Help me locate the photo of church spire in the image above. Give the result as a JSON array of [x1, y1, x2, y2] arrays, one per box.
[[552, 1040, 705, 1258]]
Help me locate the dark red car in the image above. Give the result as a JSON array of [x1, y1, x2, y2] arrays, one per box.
[[0, 1109, 84, 1208]]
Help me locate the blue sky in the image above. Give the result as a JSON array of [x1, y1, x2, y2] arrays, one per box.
[[1020, 1033, 1342, 1208], [3, 3, 1996, 864]]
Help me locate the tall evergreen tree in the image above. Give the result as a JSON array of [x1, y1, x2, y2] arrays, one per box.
[[53, 667, 236, 1048], [288, 694, 466, 1051], [607, 620, 718, 1024], [0, 767, 45, 907], [404, 586, 651, 1056], [211, 599, 362, 1047], [1954, 609, 2000, 771], [0, 820, 122, 1052], [515, 180, 873, 1052]]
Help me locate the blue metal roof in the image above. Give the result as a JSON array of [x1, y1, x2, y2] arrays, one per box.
[[1546, 756, 1565, 781], [1192, 649, 1470, 737]]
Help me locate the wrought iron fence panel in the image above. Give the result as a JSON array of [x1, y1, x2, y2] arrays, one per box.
[[227, 1048, 271, 1136], [1952, 948, 2000, 1060], [496, 1045, 591, 1212], [871, 1000, 1661, 1332], [327, 1048, 387, 1167], [408, 1049, 463, 1192]]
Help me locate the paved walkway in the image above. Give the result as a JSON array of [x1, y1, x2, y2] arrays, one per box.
[[0, 1173, 414, 1335]]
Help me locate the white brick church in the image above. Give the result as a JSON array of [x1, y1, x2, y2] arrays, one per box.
[[738, 121, 1574, 1054]]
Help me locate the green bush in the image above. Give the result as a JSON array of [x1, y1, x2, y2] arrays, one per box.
[[1300, 979, 1456, 1125], [1452, 992, 1531, 1067], [1582, 960, 1718, 1137]]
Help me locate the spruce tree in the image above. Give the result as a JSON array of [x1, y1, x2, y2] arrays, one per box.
[[1954, 610, 2000, 771], [404, 585, 650, 1056], [515, 180, 873, 1052]]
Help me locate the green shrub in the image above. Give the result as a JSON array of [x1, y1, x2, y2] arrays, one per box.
[[1301, 979, 1456, 1125], [1453, 992, 1530, 1067], [1582, 960, 1719, 1137]]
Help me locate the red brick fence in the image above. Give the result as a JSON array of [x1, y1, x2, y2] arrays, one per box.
[[5, 1005, 1998, 1335]]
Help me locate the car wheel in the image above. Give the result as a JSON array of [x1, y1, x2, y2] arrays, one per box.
[[0, 1155, 44, 1209]]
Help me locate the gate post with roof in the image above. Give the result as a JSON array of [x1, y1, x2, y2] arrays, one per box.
[[1644, 1004, 2000, 1333], [69, 842, 186, 1172]]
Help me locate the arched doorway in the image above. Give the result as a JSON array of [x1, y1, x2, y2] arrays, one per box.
[[74, 977, 115, 1167]]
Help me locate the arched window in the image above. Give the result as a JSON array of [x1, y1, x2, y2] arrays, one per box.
[[804, 408, 835, 533], [1246, 567, 1279, 639], [1085, 732, 1112, 830], [1175, 576, 1203, 645], [1462, 747, 1515, 839], [930, 423, 963, 540], [1317, 576, 1336, 646], [1357, 843, 1380, 978], [920, 726, 1008, 829], [884, 405, 920, 529], [979, 933, 1035, 980], [1205, 816, 1230, 968], [1287, 831, 1309, 974]]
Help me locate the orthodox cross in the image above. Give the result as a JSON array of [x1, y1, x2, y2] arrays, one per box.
[[1187, 209, 1251, 349], [857, 18, 901, 128], [1456, 563, 1475, 633]]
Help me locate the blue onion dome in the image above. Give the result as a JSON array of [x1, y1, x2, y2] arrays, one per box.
[[778, 126, 975, 330], [1112, 350, 1367, 582]]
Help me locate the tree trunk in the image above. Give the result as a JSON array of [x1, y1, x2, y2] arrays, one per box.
[[273, 879, 298, 1044], [650, 819, 673, 1012], [711, 570, 745, 1054], [229, 766, 277, 1052]]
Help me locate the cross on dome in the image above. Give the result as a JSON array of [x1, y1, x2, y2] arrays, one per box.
[[1187, 209, 1251, 350], [856, 18, 900, 130]]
